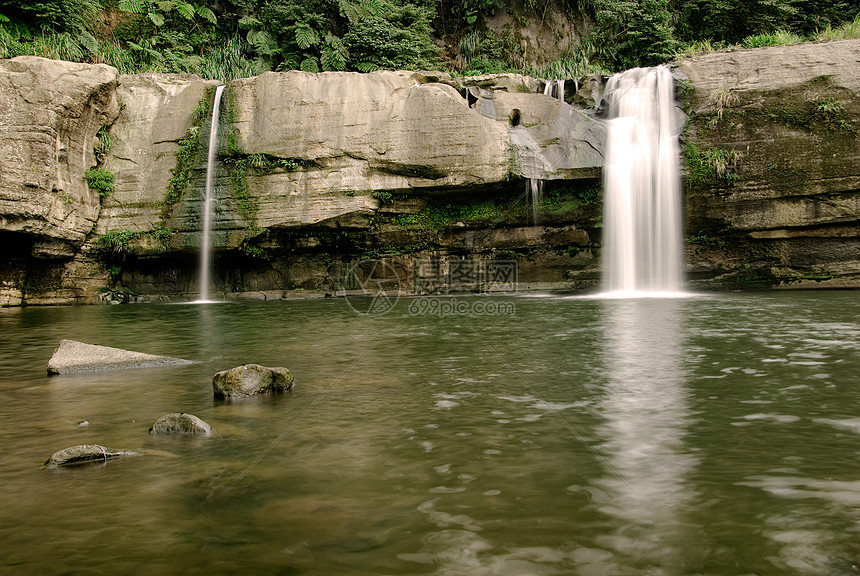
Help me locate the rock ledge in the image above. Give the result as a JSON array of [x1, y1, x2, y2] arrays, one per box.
[[47, 339, 192, 375]]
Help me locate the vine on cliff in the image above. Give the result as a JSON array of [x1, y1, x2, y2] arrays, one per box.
[[159, 89, 212, 221]]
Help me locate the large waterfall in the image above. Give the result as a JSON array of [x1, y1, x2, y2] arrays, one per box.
[[197, 84, 225, 302], [601, 66, 684, 296]]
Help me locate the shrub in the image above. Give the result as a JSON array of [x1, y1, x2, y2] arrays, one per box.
[[84, 168, 115, 198]]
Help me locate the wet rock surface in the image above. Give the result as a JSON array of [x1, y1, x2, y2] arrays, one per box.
[[45, 444, 139, 467], [213, 364, 294, 399], [47, 339, 193, 375], [149, 413, 213, 436]]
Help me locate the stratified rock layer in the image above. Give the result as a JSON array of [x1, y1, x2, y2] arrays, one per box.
[[1, 41, 859, 303], [47, 339, 192, 375], [675, 39, 860, 288], [0, 57, 119, 249]]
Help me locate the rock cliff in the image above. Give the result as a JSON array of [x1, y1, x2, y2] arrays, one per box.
[[0, 40, 858, 305], [675, 39, 860, 289]]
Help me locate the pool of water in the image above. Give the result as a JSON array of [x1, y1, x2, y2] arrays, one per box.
[[0, 291, 858, 575]]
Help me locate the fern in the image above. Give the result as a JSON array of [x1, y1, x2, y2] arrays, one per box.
[[247, 29, 279, 56], [295, 24, 320, 49], [238, 15, 262, 28], [79, 31, 99, 54], [174, 2, 196, 19], [147, 11, 165, 26], [356, 61, 379, 72], [196, 6, 216, 23], [359, 0, 384, 17], [118, 0, 146, 14], [337, 0, 364, 23], [300, 56, 320, 73], [321, 34, 348, 70]]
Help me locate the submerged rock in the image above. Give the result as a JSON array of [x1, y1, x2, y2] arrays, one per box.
[[45, 444, 139, 468], [212, 364, 294, 399], [149, 413, 212, 436], [47, 339, 193, 375]]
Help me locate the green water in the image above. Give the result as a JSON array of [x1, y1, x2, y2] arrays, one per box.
[[0, 292, 858, 575]]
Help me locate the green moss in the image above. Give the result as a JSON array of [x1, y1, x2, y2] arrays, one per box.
[[222, 153, 307, 223], [768, 108, 811, 130], [397, 198, 521, 230], [723, 265, 780, 289], [767, 97, 854, 132], [541, 184, 601, 214], [799, 273, 834, 281], [811, 98, 854, 132], [361, 242, 433, 259]]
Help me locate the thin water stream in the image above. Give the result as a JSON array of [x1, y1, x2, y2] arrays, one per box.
[[0, 292, 858, 575], [198, 84, 225, 303]]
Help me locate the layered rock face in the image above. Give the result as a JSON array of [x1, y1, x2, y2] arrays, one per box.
[[675, 39, 860, 289], [0, 40, 858, 305], [0, 57, 119, 250], [0, 57, 119, 305]]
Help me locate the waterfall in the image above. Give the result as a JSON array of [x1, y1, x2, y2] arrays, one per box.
[[543, 79, 565, 100], [528, 178, 544, 224], [197, 84, 225, 302], [530, 79, 565, 224], [601, 66, 683, 296]]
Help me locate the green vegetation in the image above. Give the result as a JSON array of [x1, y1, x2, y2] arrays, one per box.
[[540, 184, 601, 215], [371, 190, 394, 205], [395, 197, 521, 230], [811, 97, 854, 131], [1, 0, 856, 79], [765, 96, 855, 132], [741, 29, 804, 48], [95, 229, 138, 254], [160, 91, 210, 219], [223, 151, 307, 222], [94, 226, 173, 256], [684, 142, 741, 187], [84, 168, 115, 198], [391, 184, 597, 231]]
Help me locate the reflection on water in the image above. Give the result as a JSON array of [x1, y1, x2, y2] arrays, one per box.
[[591, 299, 698, 571], [1, 293, 859, 575]]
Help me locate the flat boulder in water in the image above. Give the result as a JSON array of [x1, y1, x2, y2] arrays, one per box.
[[47, 339, 193, 375], [212, 364, 294, 399], [149, 413, 212, 436], [45, 444, 140, 468]]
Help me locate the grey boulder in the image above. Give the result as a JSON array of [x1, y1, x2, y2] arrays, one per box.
[[47, 339, 193, 375], [212, 364, 294, 399], [149, 413, 212, 436]]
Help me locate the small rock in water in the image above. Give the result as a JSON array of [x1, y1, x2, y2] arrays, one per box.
[[149, 413, 212, 436], [45, 444, 139, 468], [212, 364, 294, 399]]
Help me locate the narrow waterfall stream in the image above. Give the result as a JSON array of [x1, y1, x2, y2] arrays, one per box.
[[197, 84, 225, 302], [601, 66, 684, 296]]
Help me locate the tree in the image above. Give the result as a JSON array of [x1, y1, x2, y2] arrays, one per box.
[[590, 0, 679, 69]]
